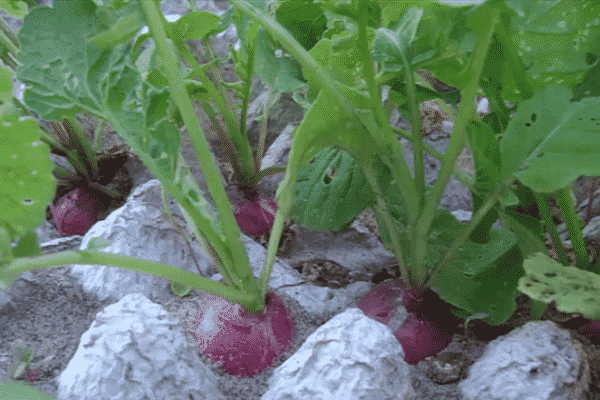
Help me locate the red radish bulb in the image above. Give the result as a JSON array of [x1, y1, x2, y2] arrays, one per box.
[[188, 291, 294, 377], [359, 279, 459, 364], [394, 313, 454, 365], [358, 278, 404, 325], [49, 187, 102, 236], [233, 190, 277, 237], [578, 320, 600, 344]]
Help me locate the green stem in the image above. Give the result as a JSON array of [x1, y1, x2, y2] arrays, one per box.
[[238, 25, 258, 177], [556, 187, 591, 271], [254, 81, 275, 176], [534, 191, 569, 266], [228, 1, 361, 146], [1, 250, 255, 305], [141, 2, 263, 309], [160, 185, 203, 278], [258, 145, 301, 298], [86, 181, 122, 200], [1, 51, 17, 70], [357, 4, 386, 151], [390, 125, 475, 189], [0, 18, 19, 58], [363, 161, 412, 291], [93, 119, 107, 153], [414, 8, 500, 277], [255, 166, 287, 182], [528, 298, 547, 321], [62, 118, 100, 181], [196, 99, 245, 182], [173, 38, 255, 186]]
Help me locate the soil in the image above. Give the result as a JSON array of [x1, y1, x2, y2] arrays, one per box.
[[2, 258, 599, 399]]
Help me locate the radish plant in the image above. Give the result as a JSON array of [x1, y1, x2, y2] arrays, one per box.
[[0, 3, 126, 235], [0, 5, 599, 400]]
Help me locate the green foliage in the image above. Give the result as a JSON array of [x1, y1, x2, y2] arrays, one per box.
[[0, 225, 12, 267], [0, 109, 55, 240], [275, 0, 327, 51], [15, 0, 222, 247], [518, 253, 600, 320], [89, 0, 146, 48], [0, 381, 56, 400], [290, 147, 374, 231], [0, 0, 28, 18], [500, 85, 600, 193], [170, 280, 192, 297], [6, 339, 34, 380], [1, 0, 599, 335]]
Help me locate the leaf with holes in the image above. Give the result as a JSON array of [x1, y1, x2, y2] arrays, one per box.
[[16, 0, 223, 249], [290, 147, 374, 231], [0, 110, 56, 240], [500, 85, 600, 192], [518, 252, 600, 320]]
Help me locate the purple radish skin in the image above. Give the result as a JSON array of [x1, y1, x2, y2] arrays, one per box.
[[359, 279, 459, 364], [578, 320, 600, 344], [188, 291, 294, 377], [358, 278, 404, 325], [49, 187, 102, 236], [394, 313, 454, 365], [233, 191, 278, 237]]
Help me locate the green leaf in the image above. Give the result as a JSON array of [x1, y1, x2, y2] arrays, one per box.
[[16, 0, 224, 254], [467, 120, 501, 244], [372, 7, 424, 73], [318, 0, 381, 28], [11, 229, 41, 258], [432, 228, 524, 326], [0, 0, 28, 19], [6, 339, 34, 380], [518, 252, 600, 320], [302, 38, 357, 91], [376, 3, 480, 89], [290, 147, 373, 231], [11, 339, 34, 364], [170, 280, 192, 297], [6, 361, 26, 380], [89, 1, 146, 48], [0, 63, 13, 104], [374, 186, 523, 327], [0, 381, 57, 400], [276, 87, 380, 207], [503, 0, 600, 98], [275, 0, 327, 51], [498, 207, 546, 258], [167, 11, 221, 40], [500, 85, 600, 193], [254, 29, 306, 94], [0, 225, 12, 266], [0, 111, 56, 239]]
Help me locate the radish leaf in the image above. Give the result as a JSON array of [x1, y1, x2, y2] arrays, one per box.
[[291, 147, 373, 231]]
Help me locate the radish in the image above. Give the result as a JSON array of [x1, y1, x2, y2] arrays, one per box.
[[233, 190, 278, 237], [359, 279, 459, 365], [49, 186, 103, 236], [394, 313, 454, 365], [188, 291, 294, 377], [578, 320, 600, 345], [358, 278, 404, 325]]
